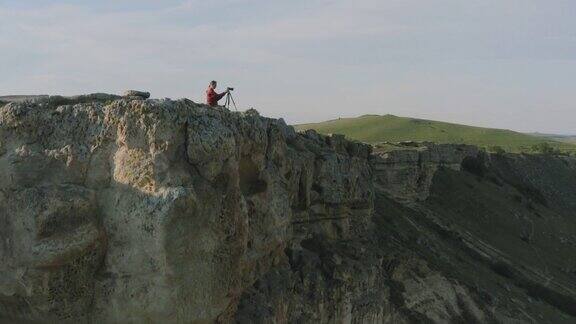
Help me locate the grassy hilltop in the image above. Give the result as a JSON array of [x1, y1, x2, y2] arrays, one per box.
[[296, 114, 576, 154]]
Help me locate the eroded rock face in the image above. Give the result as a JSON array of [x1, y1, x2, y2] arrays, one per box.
[[0, 98, 373, 323]]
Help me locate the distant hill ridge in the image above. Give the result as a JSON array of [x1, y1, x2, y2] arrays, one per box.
[[296, 114, 576, 153]]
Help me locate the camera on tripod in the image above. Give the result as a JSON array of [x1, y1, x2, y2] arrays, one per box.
[[224, 87, 237, 111]]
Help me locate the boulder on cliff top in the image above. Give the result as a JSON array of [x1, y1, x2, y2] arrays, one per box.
[[123, 90, 150, 99]]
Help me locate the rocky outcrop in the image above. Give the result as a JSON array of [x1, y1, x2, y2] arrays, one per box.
[[371, 143, 480, 201], [0, 96, 373, 323], [122, 90, 150, 99], [1, 95, 575, 323]]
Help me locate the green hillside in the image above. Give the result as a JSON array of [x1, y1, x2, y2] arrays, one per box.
[[296, 114, 576, 154]]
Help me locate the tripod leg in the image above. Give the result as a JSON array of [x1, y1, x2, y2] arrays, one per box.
[[229, 93, 237, 111]]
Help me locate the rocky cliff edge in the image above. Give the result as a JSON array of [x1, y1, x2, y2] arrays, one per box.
[[1, 95, 576, 323]]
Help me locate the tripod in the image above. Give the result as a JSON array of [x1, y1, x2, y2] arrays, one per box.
[[224, 91, 237, 111]]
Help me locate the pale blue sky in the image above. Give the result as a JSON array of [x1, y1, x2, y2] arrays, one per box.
[[1, 0, 575, 133]]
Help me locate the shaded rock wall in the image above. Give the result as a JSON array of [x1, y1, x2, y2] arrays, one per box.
[[372, 145, 576, 323]]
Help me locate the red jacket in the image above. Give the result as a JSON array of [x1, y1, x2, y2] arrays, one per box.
[[206, 87, 226, 106]]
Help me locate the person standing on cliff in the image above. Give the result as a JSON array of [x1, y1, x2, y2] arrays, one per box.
[[206, 80, 230, 106]]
